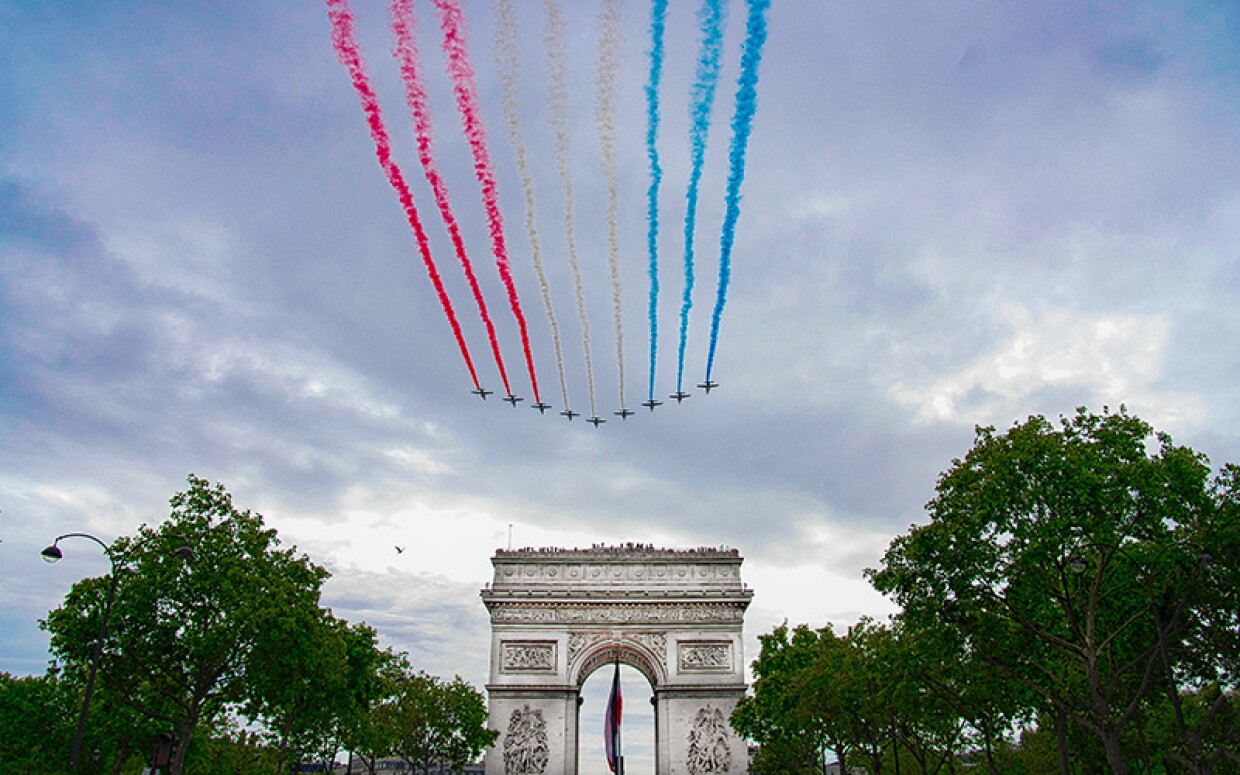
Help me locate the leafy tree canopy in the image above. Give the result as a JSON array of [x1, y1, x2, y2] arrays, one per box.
[[868, 407, 1239, 773], [42, 475, 332, 775]]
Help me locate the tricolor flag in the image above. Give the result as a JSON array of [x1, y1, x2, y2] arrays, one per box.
[[604, 660, 623, 773]]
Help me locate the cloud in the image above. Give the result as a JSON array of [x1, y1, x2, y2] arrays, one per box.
[[889, 304, 1207, 433], [3, 2, 1240, 740]]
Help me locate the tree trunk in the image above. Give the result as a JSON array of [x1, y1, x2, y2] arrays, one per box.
[[982, 721, 998, 775], [1055, 711, 1070, 775], [1100, 725, 1130, 775], [170, 712, 198, 775]]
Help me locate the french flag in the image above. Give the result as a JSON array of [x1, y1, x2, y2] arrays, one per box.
[[604, 661, 623, 773]]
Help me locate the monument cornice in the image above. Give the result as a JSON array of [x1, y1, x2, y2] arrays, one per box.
[[485, 547, 750, 596], [494, 544, 741, 561], [481, 588, 753, 602], [483, 599, 749, 625]]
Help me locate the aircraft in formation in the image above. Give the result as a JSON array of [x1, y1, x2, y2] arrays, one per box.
[[473, 383, 720, 420]]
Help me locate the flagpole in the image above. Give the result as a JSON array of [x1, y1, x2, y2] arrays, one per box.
[[616, 658, 624, 775]]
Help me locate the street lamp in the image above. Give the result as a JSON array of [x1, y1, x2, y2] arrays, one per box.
[[41, 533, 119, 771], [41, 532, 194, 770]]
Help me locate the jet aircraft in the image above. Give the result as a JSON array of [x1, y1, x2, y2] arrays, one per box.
[[472, 387, 493, 400], [641, 399, 662, 411], [614, 408, 634, 420], [560, 408, 580, 421], [531, 402, 552, 414], [503, 394, 523, 407], [670, 391, 691, 404], [697, 380, 719, 394], [587, 416, 606, 427]]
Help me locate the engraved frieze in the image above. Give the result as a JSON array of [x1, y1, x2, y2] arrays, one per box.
[[679, 642, 732, 672], [491, 603, 744, 625], [501, 641, 556, 672]]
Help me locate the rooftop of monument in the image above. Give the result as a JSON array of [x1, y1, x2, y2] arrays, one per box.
[[493, 543, 742, 560]]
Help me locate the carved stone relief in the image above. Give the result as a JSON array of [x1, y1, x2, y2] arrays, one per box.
[[503, 705, 549, 775], [686, 706, 732, 773], [491, 603, 744, 625], [567, 632, 596, 663], [501, 641, 556, 673], [566, 631, 668, 673], [678, 641, 732, 672], [628, 632, 668, 671]]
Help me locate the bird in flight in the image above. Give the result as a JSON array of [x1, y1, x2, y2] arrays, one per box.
[[395, 546, 405, 554]]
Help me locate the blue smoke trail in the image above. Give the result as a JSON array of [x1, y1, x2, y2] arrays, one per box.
[[674, 0, 727, 394], [645, 0, 668, 404], [705, 0, 770, 383]]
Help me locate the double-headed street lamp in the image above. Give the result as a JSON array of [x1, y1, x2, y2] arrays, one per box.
[[42, 532, 195, 770]]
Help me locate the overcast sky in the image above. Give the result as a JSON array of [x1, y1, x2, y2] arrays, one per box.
[[3, 1, 1240, 772]]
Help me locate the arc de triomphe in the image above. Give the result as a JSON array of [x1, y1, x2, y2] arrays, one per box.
[[480, 544, 752, 774]]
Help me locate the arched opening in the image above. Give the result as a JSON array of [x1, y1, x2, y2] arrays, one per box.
[[578, 662, 654, 775]]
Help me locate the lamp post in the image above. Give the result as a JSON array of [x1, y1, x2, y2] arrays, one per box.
[[42, 532, 195, 770], [42, 532, 118, 771]]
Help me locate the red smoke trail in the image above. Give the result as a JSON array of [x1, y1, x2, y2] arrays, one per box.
[[430, 0, 542, 405], [327, 0, 481, 391], [390, 0, 512, 398]]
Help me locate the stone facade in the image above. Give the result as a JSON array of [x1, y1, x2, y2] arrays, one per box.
[[482, 545, 752, 774]]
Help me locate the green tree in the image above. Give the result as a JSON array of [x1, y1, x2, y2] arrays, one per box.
[[735, 618, 987, 774], [381, 661, 496, 773], [0, 668, 74, 773], [320, 621, 387, 773], [338, 648, 407, 774], [732, 622, 833, 773], [832, 618, 904, 774], [243, 614, 385, 774], [243, 606, 349, 773], [42, 475, 332, 775], [869, 407, 1238, 774]]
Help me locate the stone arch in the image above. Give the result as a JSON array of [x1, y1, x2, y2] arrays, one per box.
[[481, 545, 752, 775], [573, 638, 665, 689]]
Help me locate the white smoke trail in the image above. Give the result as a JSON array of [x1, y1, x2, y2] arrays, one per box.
[[493, 0, 571, 412], [596, 0, 626, 412], [545, 0, 597, 419]]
